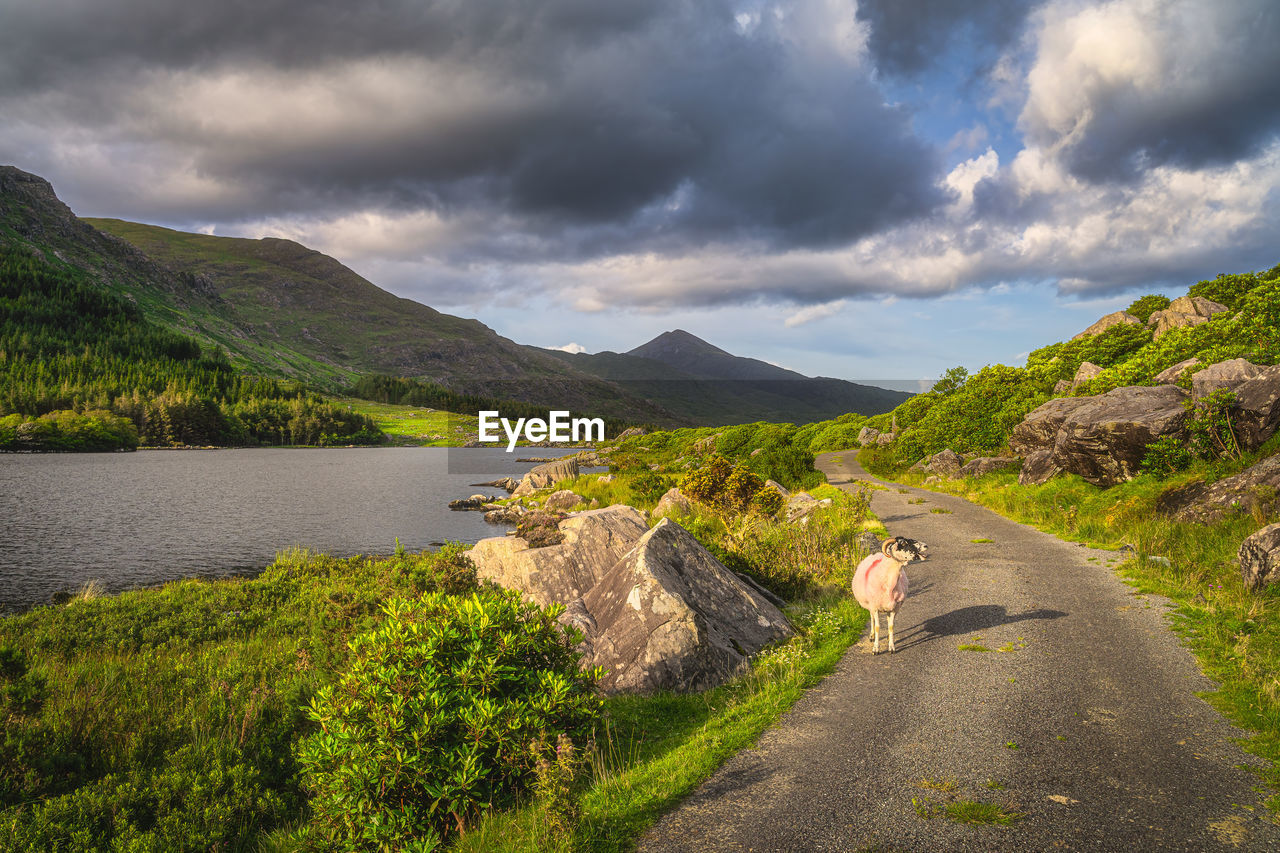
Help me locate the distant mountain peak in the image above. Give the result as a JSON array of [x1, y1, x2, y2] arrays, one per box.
[[628, 329, 734, 360]]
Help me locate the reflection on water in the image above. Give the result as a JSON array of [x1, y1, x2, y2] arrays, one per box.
[[0, 447, 581, 612]]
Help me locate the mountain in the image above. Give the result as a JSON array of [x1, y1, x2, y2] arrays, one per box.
[[0, 165, 909, 428], [627, 329, 802, 381], [0, 166, 676, 423], [542, 330, 911, 426]]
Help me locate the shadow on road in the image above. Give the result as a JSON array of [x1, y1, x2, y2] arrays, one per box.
[[922, 604, 1068, 638]]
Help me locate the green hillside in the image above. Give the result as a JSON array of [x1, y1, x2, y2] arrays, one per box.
[[82, 218, 675, 423], [0, 245, 382, 449], [861, 264, 1280, 467]]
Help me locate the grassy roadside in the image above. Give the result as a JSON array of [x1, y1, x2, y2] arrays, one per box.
[[859, 446, 1280, 814], [453, 595, 866, 853], [1, 443, 878, 851]]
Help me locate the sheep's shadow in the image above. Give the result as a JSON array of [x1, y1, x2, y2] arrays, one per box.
[[887, 605, 1067, 651]]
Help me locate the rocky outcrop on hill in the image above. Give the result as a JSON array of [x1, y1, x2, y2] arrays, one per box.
[[511, 457, 580, 497], [1239, 523, 1280, 591], [857, 426, 880, 446], [1157, 454, 1280, 524], [1013, 386, 1188, 486], [574, 518, 793, 693], [1147, 296, 1229, 339], [1072, 311, 1143, 340], [467, 507, 793, 693], [467, 505, 649, 606]]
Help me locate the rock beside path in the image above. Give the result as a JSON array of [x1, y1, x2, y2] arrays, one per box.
[[467, 505, 649, 606], [1160, 454, 1280, 523], [576, 518, 793, 693], [467, 505, 793, 694], [1239, 522, 1280, 591]]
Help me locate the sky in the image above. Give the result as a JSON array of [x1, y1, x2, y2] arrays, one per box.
[[2, 0, 1279, 386]]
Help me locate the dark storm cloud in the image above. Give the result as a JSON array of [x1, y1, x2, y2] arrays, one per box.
[[1028, 0, 1280, 183], [854, 0, 1036, 75], [0, 0, 947, 255]]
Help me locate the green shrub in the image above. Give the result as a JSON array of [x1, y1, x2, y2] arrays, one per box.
[[749, 486, 784, 517], [1126, 294, 1171, 323], [627, 469, 673, 502], [295, 590, 602, 851], [1141, 435, 1192, 476], [680, 456, 772, 515]]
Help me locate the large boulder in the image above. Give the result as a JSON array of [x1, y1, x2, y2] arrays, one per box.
[[543, 489, 584, 512], [1238, 522, 1280, 591], [1190, 358, 1266, 400], [1158, 454, 1280, 524], [1227, 364, 1280, 451], [653, 487, 694, 518], [1009, 396, 1095, 455], [1051, 385, 1189, 486], [1072, 311, 1143, 340], [960, 456, 1019, 478], [912, 449, 964, 478], [1154, 358, 1200, 384], [465, 505, 649, 607], [875, 432, 896, 446], [1019, 449, 1062, 486], [1147, 295, 1229, 339], [856, 426, 880, 446], [616, 426, 648, 441], [511, 456, 580, 497], [574, 518, 793, 693]]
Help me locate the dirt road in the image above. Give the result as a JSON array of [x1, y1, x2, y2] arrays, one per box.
[[637, 451, 1279, 851]]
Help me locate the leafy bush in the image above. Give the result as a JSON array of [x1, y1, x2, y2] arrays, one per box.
[[1141, 435, 1193, 476], [749, 486, 784, 517], [0, 546, 478, 851], [1126, 294, 1171, 323], [680, 456, 773, 515], [294, 590, 602, 851], [1188, 272, 1260, 311], [627, 469, 673, 502]]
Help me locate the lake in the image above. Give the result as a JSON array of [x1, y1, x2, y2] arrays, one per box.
[[0, 447, 588, 613]]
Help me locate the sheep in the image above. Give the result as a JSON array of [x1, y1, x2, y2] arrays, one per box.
[[852, 536, 928, 653]]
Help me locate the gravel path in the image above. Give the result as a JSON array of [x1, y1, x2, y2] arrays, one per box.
[[636, 451, 1279, 852]]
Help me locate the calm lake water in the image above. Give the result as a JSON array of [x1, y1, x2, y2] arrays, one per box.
[[0, 447, 587, 613]]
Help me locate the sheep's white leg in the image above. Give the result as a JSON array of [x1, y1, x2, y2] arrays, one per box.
[[870, 609, 880, 653], [887, 611, 896, 653]]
